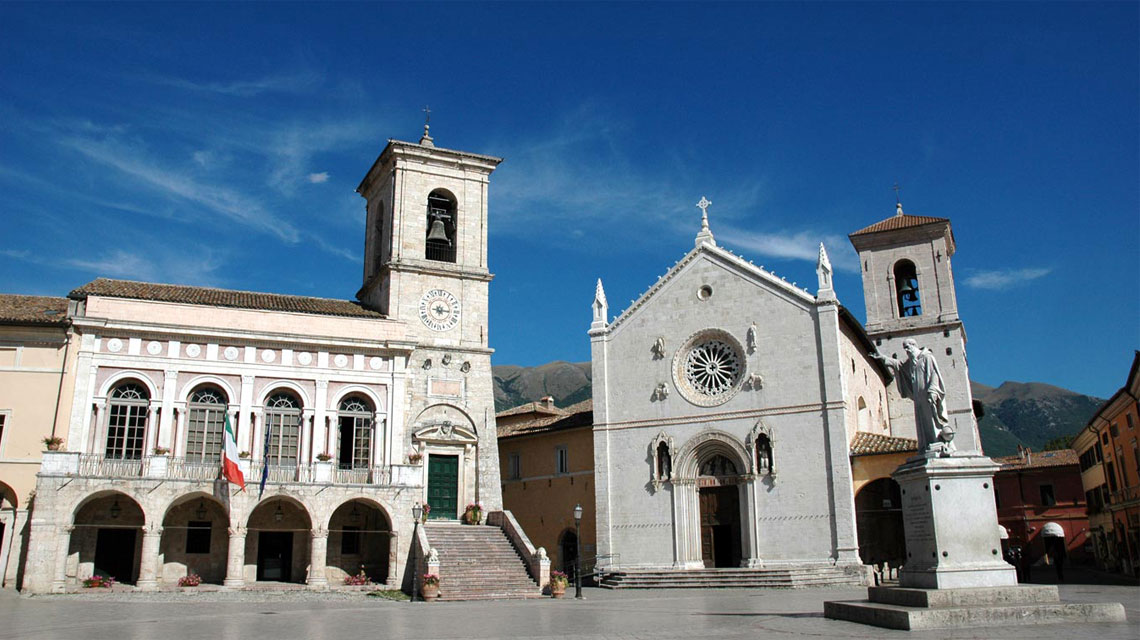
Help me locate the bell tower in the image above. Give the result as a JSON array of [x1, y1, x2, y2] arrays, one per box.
[[356, 125, 505, 510], [849, 202, 981, 453]]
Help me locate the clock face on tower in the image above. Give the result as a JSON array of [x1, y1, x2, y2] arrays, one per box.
[[418, 288, 461, 332]]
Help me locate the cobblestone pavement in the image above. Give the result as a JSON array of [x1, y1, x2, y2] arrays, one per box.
[[2, 579, 1135, 640]]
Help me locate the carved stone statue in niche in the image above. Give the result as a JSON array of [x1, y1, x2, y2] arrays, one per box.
[[651, 382, 669, 401], [746, 322, 757, 354], [651, 336, 666, 359], [649, 431, 675, 490]]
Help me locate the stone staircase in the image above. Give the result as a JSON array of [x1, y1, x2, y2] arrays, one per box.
[[599, 566, 865, 589], [423, 521, 542, 600]]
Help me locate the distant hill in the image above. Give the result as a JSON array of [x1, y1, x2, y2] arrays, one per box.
[[491, 362, 1105, 458]]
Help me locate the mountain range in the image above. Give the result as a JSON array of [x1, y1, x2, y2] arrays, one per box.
[[491, 362, 1105, 458]]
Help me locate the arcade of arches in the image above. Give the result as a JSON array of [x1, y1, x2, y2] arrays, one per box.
[[59, 489, 397, 589]]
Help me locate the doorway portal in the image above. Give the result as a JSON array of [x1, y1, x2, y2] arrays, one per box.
[[427, 454, 459, 519], [699, 486, 741, 568], [257, 532, 293, 582]]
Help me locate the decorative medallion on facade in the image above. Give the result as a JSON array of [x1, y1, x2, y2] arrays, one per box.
[[185, 344, 202, 357], [106, 338, 123, 353], [261, 349, 275, 363], [672, 328, 746, 407], [333, 354, 349, 368], [369, 356, 383, 370], [146, 341, 163, 355], [297, 352, 312, 365], [222, 346, 239, 361], [418, 288, 461, 332]]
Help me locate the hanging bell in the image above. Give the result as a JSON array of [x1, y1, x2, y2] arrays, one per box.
[[426, 217, 450, 244], [898, 279, 917, 302]]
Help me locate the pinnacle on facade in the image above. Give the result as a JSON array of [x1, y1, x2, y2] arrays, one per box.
[[591, 278, 609, 329]]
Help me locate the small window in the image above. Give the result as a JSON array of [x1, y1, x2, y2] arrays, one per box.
[[1128, 414, 1135, 430], [555, 446, 569, 475], [341, 526, 362, 555], [1039, 484, 1056, 507], [186, 521, 212, 554], [1110, 423, 1120, 437], [508, 452, 521, 480], [0, 412, 7, 456]]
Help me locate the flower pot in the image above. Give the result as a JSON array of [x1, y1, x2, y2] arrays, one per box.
[[464, 510, 482, 525], [45, 442, 62, 451], [422, 584, 439, 601], [551, 583, 566, 598]]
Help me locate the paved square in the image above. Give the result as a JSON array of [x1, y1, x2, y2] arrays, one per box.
[[2, 578, 1135, 640]]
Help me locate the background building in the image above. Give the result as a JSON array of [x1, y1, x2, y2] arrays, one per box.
[[993, 448, 1090, 567]]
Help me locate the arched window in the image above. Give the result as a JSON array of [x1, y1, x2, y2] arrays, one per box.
[[337, 396, 374, 469], [106, 382, 149, 460], [425, 189, 457, 263], [857, 397, 870, 432], [656, 441, 672, 482], [264, 392, 301, 467], [894, 260, 922, 317], [755, 434, 773, 475], [186, 386, 227, 462], [699, 455, 738, 477]]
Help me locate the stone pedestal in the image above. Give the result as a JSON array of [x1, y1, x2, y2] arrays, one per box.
[[894, 454, 1015, 589], [824, 453, 1126, 630]]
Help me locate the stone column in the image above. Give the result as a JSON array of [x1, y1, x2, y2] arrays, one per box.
[[51, 525, 74, 593], [307, 527, 328, 589], [224, 526, 247, 588], [136, 524, 162, 591]]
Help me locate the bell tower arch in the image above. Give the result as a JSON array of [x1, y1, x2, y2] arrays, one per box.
[[849, 202, 981, 453]]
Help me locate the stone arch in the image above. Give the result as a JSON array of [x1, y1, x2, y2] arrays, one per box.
[[674, 429, 750, 480], [178, 375, 237, 404], [246, 494, 313, 584], [326, 497, 394, 585], [160, 491, 230, 585], [413, 402, 478, 434], [854, 477, 905, 567], [0, 480, 18, 510], [70, 490, 146, 585], [558, 527, 579, 576], [328, 384, 385, 412], [98, 371, 159, 400], [257, 381, 311, 407]]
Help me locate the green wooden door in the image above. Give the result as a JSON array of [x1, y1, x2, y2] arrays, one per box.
[[427, 454, 459, 519]]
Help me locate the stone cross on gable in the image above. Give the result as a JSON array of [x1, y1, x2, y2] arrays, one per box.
[[696, 196, 712, 218], [694, 196, 716, 247]]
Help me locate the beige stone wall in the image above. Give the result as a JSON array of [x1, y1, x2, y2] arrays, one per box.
[[838, 321, 892, 444], [500, 426, 596, 571]]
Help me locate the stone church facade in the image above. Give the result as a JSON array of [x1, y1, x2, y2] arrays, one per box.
[[589, 202, 977, 576], [18, 131, 508, 593]]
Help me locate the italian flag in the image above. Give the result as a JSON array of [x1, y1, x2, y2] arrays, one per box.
[[222, 411, 245, 490]]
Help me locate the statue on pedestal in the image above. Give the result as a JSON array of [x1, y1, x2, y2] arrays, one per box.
[[873, 338, 955, 455]]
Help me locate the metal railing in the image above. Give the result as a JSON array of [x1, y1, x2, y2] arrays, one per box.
[[79, 454, 143, 477], [69, 455, 396, 487]]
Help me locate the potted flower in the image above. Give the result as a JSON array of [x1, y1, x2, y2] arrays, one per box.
[[407, 451, 423, 464], [316, 452, 333, 462], [463, 501, 484, 525], [42, 436, 64, 451], [344, 569, 371, 586], [83, 575, 115, 589], [549, 570, 568, 598], [421, 573, 440, 601], [153, 446, 171, 456], [419, 502, 431, 523], [178, 573, 201, 588]]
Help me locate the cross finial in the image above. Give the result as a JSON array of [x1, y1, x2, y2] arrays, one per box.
[[419, 105, 434, 147], [696, 196, 712, 226], [893, 183, 904, 216]]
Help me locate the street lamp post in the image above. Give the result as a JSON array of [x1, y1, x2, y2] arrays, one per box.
[[573, 503, 583, 599], [411, 503, 423, 602]]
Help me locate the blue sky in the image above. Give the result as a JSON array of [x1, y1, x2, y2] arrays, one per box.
[[1, 2, 1136, 399]]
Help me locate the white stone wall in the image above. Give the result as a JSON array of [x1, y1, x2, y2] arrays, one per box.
[[592, 245, 859, 570]]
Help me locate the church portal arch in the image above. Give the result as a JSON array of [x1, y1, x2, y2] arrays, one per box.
[[671, 430, 755, 569]]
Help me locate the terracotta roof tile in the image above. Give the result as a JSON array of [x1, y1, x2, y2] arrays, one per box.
[[850, 431, 918, 457], [850, 213, 950, 237], [995, 449, 1079, 470], [69, 278, 384, 319], [498, 400, 593, 439], [0, 295, 69, 326]]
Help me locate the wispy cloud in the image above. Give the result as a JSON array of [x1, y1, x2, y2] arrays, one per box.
[[151, 71, 322, 97], [964, 267, 1052, 290], [720, 228, 859, 272], [307, 172, 329, 184], [7, 245, 224, 287], [59, 135, 301, 242]]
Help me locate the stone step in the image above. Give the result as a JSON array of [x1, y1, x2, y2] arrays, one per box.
[[600, 568, 863, 589], [421, 522, 540, 601], [824, 599, 1127, 631]]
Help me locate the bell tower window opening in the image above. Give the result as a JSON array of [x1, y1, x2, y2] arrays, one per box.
[[893, 260, 922, 317], [425, 189, 457, 263]]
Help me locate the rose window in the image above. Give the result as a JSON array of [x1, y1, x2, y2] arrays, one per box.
[[672, 329, 746, 406], [684, 340, 741, 395]]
